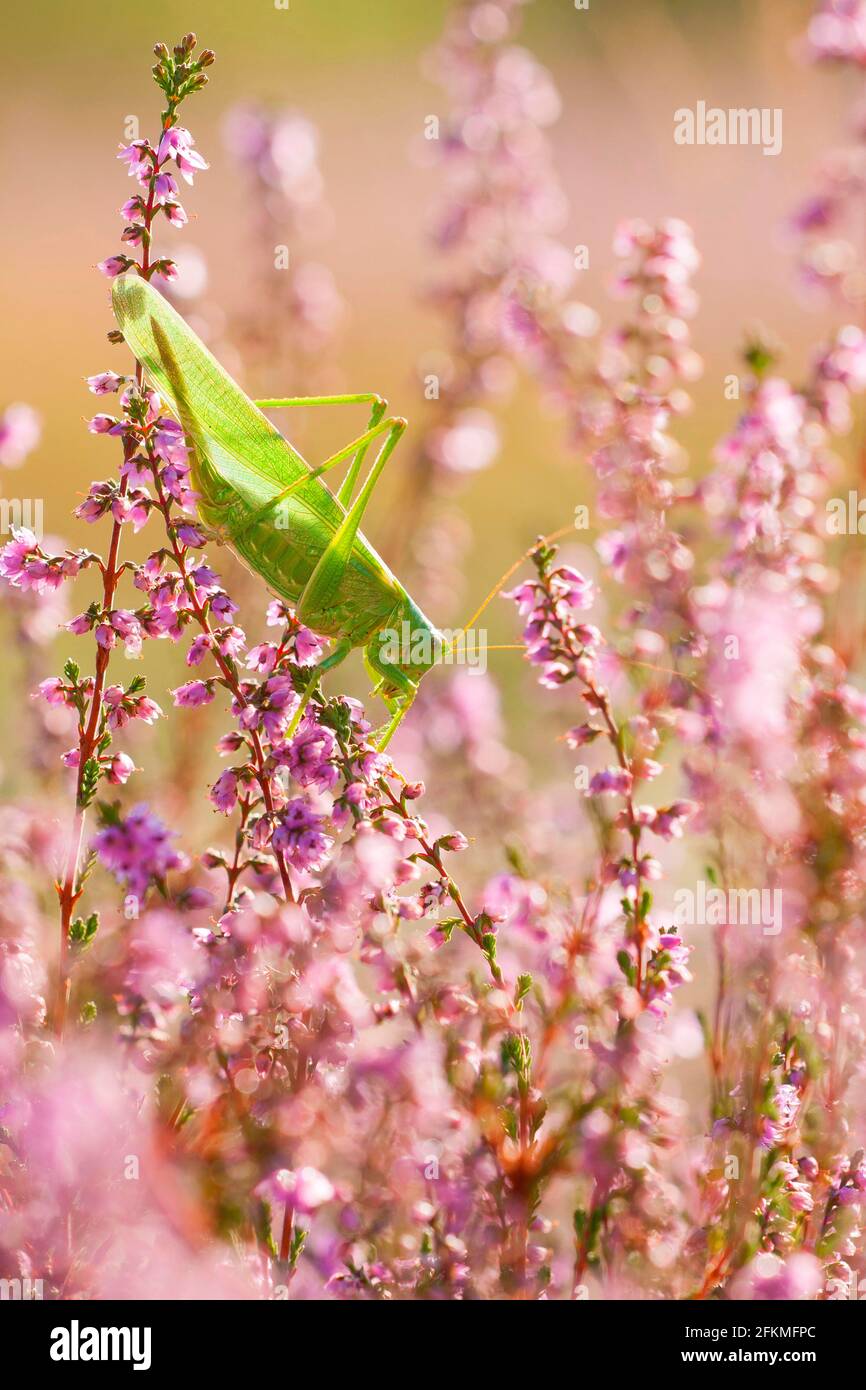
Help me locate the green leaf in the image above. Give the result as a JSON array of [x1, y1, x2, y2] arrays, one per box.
[[617, 949, 636, 986], [78, 758, 101, 810], [514, 973, 533, 1010], [481, 932, 498, 958], [77, 849, 99, 893], [289, 1227, 307, 1267], [436, 917, 462, 944], [69, 912, 99, 951]]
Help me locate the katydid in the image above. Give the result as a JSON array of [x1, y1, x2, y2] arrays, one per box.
[[111, 273, 443, 748]]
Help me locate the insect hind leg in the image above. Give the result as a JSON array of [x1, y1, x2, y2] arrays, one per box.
[[253, 393, 388, 509]]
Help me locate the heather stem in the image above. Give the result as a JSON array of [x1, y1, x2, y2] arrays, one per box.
[[53, 58, 208, 1035]]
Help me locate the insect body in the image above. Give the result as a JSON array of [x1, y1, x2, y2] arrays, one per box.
[[112, 274, 441, 746]]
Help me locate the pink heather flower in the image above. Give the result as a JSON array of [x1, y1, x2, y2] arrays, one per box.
[[651, 801, 697, 840], [153, 171, 179, 203], [240, 674, 299, 740], [645, 932, 693, 1019], [88, 413, 118, 435], [118, 139, 152, 181], [172, 680, 215, 708], [266, 599, 290, 625], [119, 195, 145, 222], [634, 757, 663, 782], [153, 259, 179, 283], [838, 682, 866, 722], [93, 803, 188, 898], [246, 643, 278, 675], [588, 767, 633, 797], [152, 420, 189, 466], [108, 609, 143, 656], [86, 371, 124, 395], [272, 798, 333, 872], [760, 1083, 801, 1148], [165, 129, 209, 186], [549, 565, 595, 611], [37, 676, 70, 707], [164, 202, 188, 228], [255, 1165, 334, 1213], [186, 633, 211, 667], [504, 580, 542, 616], [176, 523, 205, 548], [566, 723, 602, 748], [105, 752, 137, 785], [210, 769, 239, 815], [97, 255, 133, 278], [438, 832, 468, 852], [156, 125, 194, 161], [280, 716, 338, 792], [217, 731, 246, 755], [214, 626, 246, 659], [0, 531, 66, 594], [427, 920, 452, 949], [102, 685, 163, 731], [0, 403, 41, 467], [75, 482, 112, 523]]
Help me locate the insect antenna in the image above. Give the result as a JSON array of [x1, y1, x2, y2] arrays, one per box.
[[444, 522, 578, 656]]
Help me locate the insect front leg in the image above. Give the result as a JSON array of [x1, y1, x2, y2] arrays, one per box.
[[295, 416, 408, 626], [284, 637, 354, 739], [376, 690, 417, 751]]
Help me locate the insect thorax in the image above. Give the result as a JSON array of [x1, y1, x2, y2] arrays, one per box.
[[373, 593, 444, 682]]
